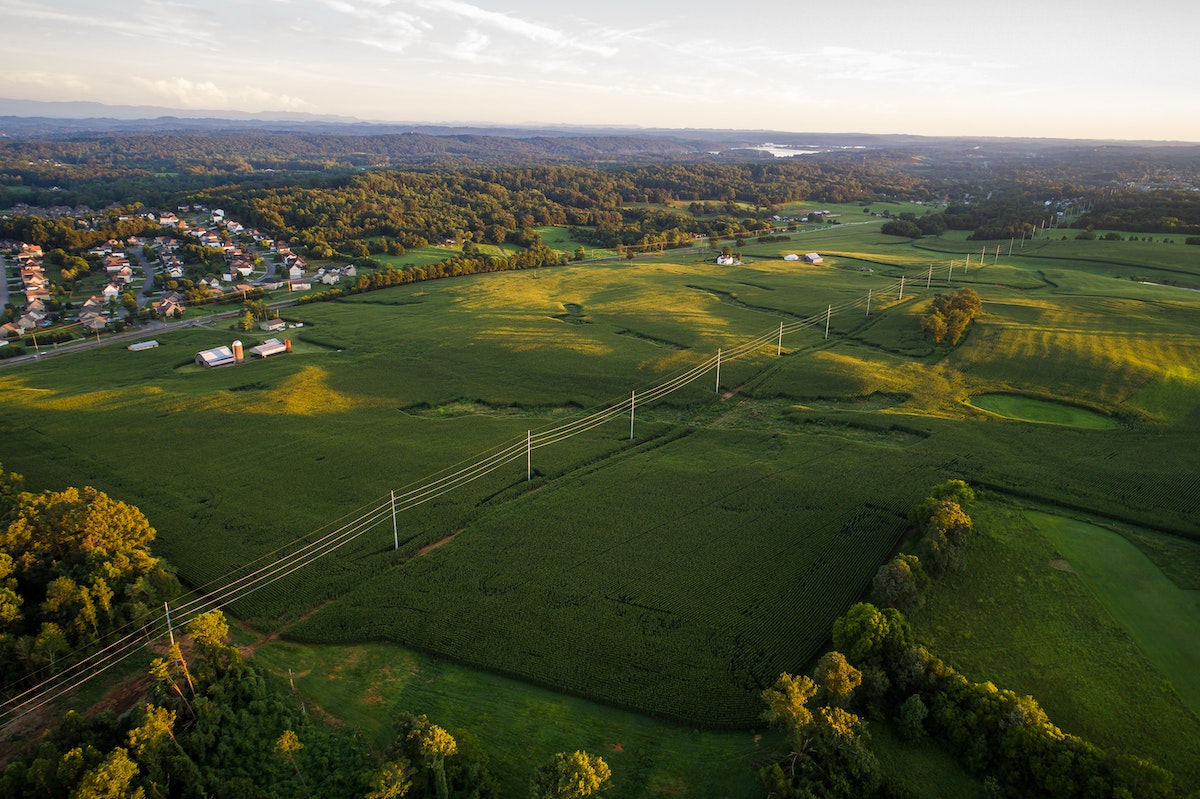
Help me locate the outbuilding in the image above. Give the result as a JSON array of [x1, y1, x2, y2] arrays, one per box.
[[195, 345, 236, 368], [248, 338, 288, 358]]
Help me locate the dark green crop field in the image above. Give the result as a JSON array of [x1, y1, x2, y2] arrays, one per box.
[[2, 223, 1198, 735]]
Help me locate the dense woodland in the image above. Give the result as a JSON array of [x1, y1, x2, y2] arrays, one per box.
[[4, 129, 1200, 249]]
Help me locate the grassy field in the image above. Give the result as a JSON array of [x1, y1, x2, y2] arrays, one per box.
[[906, 499, 1200, 790], [252, 638, 778, 798], [1025, 512, 1200, 714], [3, 221, 1200, 786]]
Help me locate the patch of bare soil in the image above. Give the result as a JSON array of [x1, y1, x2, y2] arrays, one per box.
[[721, 384, 746, 401], [1050, 558, 1075, 572], [418, 527, 465, 557]]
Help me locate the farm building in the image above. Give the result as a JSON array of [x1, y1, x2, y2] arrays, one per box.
[[260, 318, 287, 332], [248, 338, 288, 358], [128, 340, 159, 351], [803, 253, 823, 263], [783, 254, 800, 261], [195, 345, 237, 368]]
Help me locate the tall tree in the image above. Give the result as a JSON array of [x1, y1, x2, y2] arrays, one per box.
[[529, 751, 611, 799]]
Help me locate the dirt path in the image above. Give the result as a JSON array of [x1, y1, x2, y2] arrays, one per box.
[[418, 527, 465, 556]]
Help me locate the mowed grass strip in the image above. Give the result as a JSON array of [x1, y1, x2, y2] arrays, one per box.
[[1025, 511, 1200, 715], [252, 639, 776, 799]]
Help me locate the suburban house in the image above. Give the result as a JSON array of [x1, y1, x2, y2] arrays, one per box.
[[153, 297, 184, 318], [260, 318, 287, 332], [287, 263, 305, 280], [716, 254, 741, 266]]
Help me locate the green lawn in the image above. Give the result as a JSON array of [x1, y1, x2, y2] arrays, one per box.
[[252, 639, 776, 798], [965, 394, 1119, 428], [1025, 511, 1200, 715], [906, 500, 1200, 791]]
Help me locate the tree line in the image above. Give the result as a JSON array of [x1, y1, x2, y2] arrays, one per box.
[[757, 481, 1186, 798], [0, 468, 611, 799]]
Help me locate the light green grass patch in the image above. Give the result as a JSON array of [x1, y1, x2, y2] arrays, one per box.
[[253, 639, 773, 799], [1025, 511, 1200, 715], [966, 393, 1119, 428]]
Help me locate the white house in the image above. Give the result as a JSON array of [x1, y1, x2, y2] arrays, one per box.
[[716, 255, 741, 266], [288, 264, 305, 280]]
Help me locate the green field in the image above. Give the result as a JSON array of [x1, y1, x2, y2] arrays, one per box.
[[3, 221, 1200, 788], [906, 501, 1200, 788], [1025, 511, 1200, 714], [966, 393, 1119, 428]]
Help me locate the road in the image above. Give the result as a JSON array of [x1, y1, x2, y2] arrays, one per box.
[[0, 296, 304, 369], [130, 246, 156, 306], [0, 253, 9, 309]]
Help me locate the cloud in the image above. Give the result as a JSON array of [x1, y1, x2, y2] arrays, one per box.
[[451, 30, 495, 63], [317, 0, 429, 51], [419, 0, 617, 57], [6, 71, 91, 93], [1, 0, 214, 43], [133, 76, 309, 110]]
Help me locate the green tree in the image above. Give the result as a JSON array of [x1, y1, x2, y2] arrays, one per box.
[[365, 759, 415, 799], [73, 747, 144, 799], [761, 672, 817, 734], [921, 308, 948, 344], [530, 751, 611, 799], [897, 693, 928, 740], [870, 554, 924, 610], [814, 651, 862, 707], [275, 729, 309, 795]]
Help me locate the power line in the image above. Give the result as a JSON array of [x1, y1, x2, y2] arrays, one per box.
[[0, 270, 939, 727]]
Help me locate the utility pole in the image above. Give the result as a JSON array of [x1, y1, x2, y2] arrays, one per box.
[[390, 490, 398, 550], [526, 431, 532, 481], [927, 264, 933, 289], [866, 288, 872, 316], [777, 321, 783, 356], [824, 304, 831, 340], [629, 391, 635, 440], [715, 349, 722, 393], [898, 275, 905, 301], [164, 602, 175, 647]]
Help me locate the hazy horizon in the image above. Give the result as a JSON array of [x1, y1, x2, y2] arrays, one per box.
[[3, 0, 1198, 143]]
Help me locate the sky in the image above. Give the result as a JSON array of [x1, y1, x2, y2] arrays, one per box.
[[2, 0, 1198, 142]]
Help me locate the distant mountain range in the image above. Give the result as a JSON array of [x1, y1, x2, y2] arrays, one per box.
[[2, 98, 1196, 153]]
